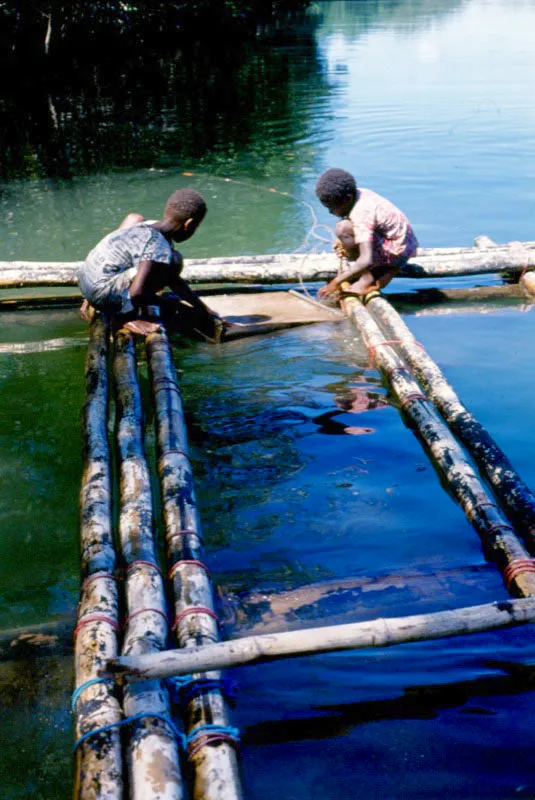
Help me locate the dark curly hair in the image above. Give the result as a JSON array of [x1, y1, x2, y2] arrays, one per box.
[[315, 168, 357, 207], [164, 188, 207, 222]]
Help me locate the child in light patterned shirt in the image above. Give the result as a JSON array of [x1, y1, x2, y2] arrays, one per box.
[[315, 168, 418, 300]]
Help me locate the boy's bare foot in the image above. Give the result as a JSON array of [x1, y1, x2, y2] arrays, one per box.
[[80, 299, 92, 321], [121, 319, 162, 336]]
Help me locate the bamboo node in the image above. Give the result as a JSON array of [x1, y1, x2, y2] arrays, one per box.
[[172, 606, 220, 630], [168, 559, 211, 581], [167, 528, 204, 545], [399, 392, 430, 410], [159, 447, 190, 461]]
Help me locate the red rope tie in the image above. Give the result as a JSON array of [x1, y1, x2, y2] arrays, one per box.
[[172, 607, 220, 631], [503, 559, 535, 590], [400, 392, 429, 408], [367, 339, 405, 361], [188, 732, 239, 759], [124, 607, 169, 627], [485, 522, 515, 536], [126, 560, 164, 577], [168, 560, 211, 581], [160, 448, 190, 460], [82, 572, 118, 591], [73, 615, 121, 640]]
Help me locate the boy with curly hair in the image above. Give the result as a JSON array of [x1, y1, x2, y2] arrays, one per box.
[[315, 168, 418, 299], [78, 188, 223, 337]]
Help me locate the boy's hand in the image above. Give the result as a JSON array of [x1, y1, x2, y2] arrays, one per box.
[[333, 239, 347, 258], [80, 299, 92, 322], [317, 280, 341, 301]]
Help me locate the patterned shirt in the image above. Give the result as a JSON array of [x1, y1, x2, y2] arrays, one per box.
[[78, 222, 174, 314], [349, 188, 418, 265]]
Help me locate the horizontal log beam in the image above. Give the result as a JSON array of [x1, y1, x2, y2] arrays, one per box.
[[107, 598, 535, 681], [1, 240, 535, 288]]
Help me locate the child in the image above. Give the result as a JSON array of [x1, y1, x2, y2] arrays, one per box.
[[78, 188, 223, 337], [315, 168, 418, 299]]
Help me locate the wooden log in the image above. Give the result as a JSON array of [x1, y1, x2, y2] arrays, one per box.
[[113, 328, 184, 799], [341, 288, 535, 598], [366, 293, 535, 550], [2, 240, 535, 288], [145, 328, 244, 800], [80, 315, 115, 576], [74, 574, 123, 799], [107, 597, 535, 680], [74, 315, 123, 798]]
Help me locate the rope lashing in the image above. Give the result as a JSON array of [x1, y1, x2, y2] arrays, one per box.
[[399, 392, 431, 410], [159, 448, 190, 462], [166, 676, 239, 707], [172, 607, 220, 631], [126, 560, 164, 578], [73, 712, 185, 752], [81, 571, 118, 591], [124, 607, 170, 627], [73, 615, 121, 640], [152, 376, 181, 393], [167, 529, 205, 546], [71, 677, 115, 711], [502, 558, 535, 591], [186, 723, 241, 759], [168, 560, 211, 580]]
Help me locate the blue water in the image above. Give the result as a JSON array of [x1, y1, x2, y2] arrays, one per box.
[[2, 1, 535, 797]]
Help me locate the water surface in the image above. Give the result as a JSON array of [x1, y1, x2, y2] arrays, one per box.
[[2, 1, 535, 797]]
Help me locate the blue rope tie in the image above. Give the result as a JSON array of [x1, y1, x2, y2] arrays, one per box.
[[187, 723, 241, 748], [166, 675, 239, 706], [74, 712, 186, 752], [71, 678, 114, 712]]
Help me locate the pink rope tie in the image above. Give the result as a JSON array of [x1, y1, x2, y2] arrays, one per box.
[[172, 607, 220, 631], [73, 615, 121, 640], [399, 392, 429, 409], [81, 572, 118, 591], [126, 560, 164, 577], [502, 559, 535, 591], [168, 560, 211, 580], [167, 529, 204, 545], [124, 607, 169, 627], [159, 448, 190, 460], [188, 731, 240, 759]]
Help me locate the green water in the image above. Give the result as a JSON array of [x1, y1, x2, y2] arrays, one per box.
[[2, 1, 535, 797]]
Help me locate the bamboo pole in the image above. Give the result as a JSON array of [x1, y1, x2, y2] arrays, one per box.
[[340, 289, 535, 598], [365, 293, 535, 550], [2, 239, 535, 288], [145, 328, 244, 800], [74, 314, 123, 799], [113, 329, 184, 800], [108, 597, 535, 680]]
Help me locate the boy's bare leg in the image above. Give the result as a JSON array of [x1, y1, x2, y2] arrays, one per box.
[[345, 265, 399, 296], [118, 213, 145, 230]]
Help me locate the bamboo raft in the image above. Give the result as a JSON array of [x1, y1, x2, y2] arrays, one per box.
[[4, 236, 535, 797]]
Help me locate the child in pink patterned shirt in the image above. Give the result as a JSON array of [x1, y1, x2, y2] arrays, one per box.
[[315, 168, 418, 299]]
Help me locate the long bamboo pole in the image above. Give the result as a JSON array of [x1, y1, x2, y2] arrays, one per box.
[[341, 289, 535, 598], [365, 293, 535, 549], [74, 315, 123, 799], [113, 330, 184, 800], [2, 239, 535, 287], [145, 327, 244, 800], [108, 597, 535, 680]]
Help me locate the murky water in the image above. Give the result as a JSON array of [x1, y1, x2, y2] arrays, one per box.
[[2, 1, 535, 797]]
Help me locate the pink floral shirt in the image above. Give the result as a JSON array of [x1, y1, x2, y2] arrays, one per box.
[[349, 188, 418, 265]]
